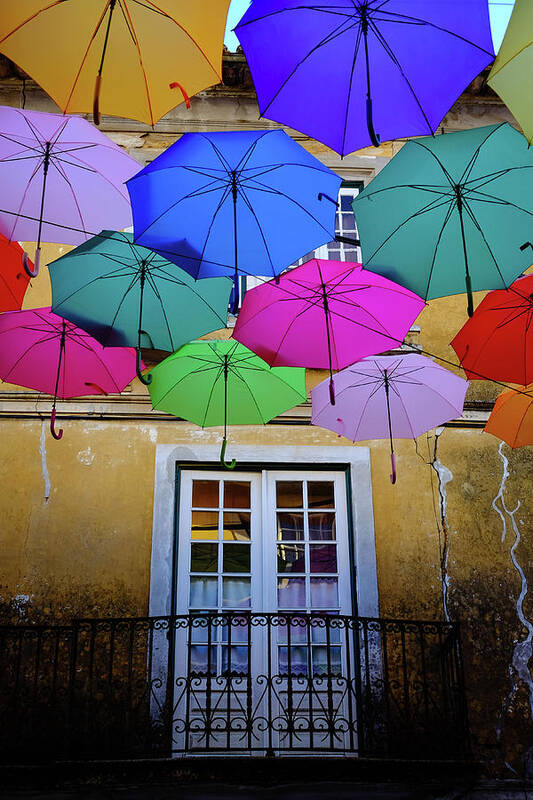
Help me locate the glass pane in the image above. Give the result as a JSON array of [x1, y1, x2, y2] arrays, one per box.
[[310, 577, 338, 608], [221, 617, 250, 643], [311, 615, 341, 644], [190, 613, 212, 644], [192, 480, 219, 508], [308, 512, 336, 540], [327, 242, 341, 257], [340, 194, 354, 211], [190, 645, 217, 675], [190, 543, 218, 572], [222, 645, 249, 675], [223, 543, 250, 573], [222, 577, 251, 608], [309, 544, 337, 573], [341, 212, 356, 231], [190, 576, 217, 608], [279, 646, 308, 676], [191, 510, 218, 540], [223, 512, 251, 541], [278, 577, 306, 608], [312, 646, 342, 676], [277, 615, 309, 644], [276, 481, 303, 508], [277, 512, 304, 541], [277, 543, 305, 573], [308, 481, 335, 509], [224, 481, 250, 509]]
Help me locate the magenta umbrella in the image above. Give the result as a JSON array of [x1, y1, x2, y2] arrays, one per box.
[[0, 107, 139, 275], [0, 307, 140, 439], [311, 354, 468, 483], [233, 259, 425, 403]]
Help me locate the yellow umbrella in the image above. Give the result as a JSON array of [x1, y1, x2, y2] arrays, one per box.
[[0, 1, 230, 125], [488, 0, 533, 144]]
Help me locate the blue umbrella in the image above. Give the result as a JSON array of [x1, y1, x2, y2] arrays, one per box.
[[126, 129, 342, 311]]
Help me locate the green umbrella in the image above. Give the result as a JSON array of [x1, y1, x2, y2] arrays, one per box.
[[148, 339, 307, 468], [49, 231, 232, 385], [353, 123, 533, 317], [489, 0, 533, 146]]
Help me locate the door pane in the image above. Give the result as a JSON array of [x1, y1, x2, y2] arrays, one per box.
[[308, 512, 336, 540], [277, 512, 304, 540], [224, 481, 251, 509], [223, 511, 251, 541], [308, 481, 335, 508], [276, 481, 303, 508], [277, 543, 305, 573], [309, 544, 337, 573], [310, 577, 338, 608], [191, 510, 218, 540], [278, 577, 306, 607], [191, 543, 218, 572], [192, 480, 219, 508], [190, 576, 217, 607], [223, 543, 250, 573], [222, 577, 251, 608]]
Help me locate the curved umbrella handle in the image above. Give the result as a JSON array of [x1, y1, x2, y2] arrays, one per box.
[[137, 348, 152, 386], [169, 81, 191, 109], [93, 74, 102, 126], [220, 437, 236, 470], [23, 250, 39, 278], [390, 452, 397, 485], [50, 407, 63, 440], [366, 98, 381, 148], [318, 192, 339, 208]]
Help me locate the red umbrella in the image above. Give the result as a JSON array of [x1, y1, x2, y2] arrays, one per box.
[[451, 274, 533, 386], [0, 233, 32, 311]]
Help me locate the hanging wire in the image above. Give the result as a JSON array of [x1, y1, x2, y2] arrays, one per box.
[[20, 76, 26, 110]]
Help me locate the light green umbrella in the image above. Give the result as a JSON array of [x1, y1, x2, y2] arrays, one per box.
[[489, 0, 533, 145], [148, 339, 307, 468], [353, 123, 533, 317]]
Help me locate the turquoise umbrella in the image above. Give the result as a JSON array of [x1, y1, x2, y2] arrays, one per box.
[[49, 231, 232, 385], [353, 123, 533, 316]]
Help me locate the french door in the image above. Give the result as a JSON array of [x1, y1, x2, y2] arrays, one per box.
[[173, 469, 357, 754]]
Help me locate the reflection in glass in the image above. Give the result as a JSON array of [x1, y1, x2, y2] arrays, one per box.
[[224, 481, 250, 509], [276, 481, 303, 508], [278, 577, 306, 608], [223, 512, 251, 541], [279, 646, 308, 676], [277, 543, 305, 573], [223, 543, 250, 573], [222, 645, 249, 675], [192, 480, 219, 509], [191, 510, 218, 540], [222, 577, 251, 608], [190, 645, 217, 675], [190, 543, 218, 572], [309, 544, 337, 573], [308, 512, 336, 540], [277, 512, 304, 541], [312, 645, 342, 676], [310, 577, 338, 608], [190, 576, 217, 608], [308, 481, 335, 508]]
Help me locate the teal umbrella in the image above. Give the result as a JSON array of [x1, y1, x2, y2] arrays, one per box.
[[49, 231, 232, 385], [353, 123, 533, 317], [147, 340, 307, 468]]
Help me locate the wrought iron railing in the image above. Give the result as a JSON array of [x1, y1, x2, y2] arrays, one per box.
[[0, 613, 469, 762]]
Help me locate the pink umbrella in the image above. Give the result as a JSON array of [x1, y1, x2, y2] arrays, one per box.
[[0, 307, 140, 439], [311, 354, 468, 484], [233, 259, 425, 404]]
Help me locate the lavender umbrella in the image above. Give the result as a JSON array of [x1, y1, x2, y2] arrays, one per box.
[[311, 354, 468, 483], [235, 0, 494, 155], [0, 108, 139, 275]]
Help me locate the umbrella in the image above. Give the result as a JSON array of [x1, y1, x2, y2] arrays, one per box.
[[234, 0, 494, 156], [0, 307, 139, 439], [0, 107, 138, 275], [451, 274, 533, 387], [484, 386, 533, 448], [126, 129, 342, 311], [0, 233, 33, 312], [232, 258, 425, 403], [0, 1, 231, 125], [147, 339, 306, 468], [353, 123, 533, 317], [488, 0, 533, 146], [49, 231, 232, 385], [311, 354, 468, 483]]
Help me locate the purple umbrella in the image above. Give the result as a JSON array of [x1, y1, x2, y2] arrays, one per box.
[[235, 0, 494, 155], [0, 108, 139, 275], [311, 354, 468, 483]]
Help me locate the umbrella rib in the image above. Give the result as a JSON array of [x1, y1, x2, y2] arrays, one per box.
[[235, 184, 276, 276], [63, 2, 111, 113], [461, 197, 510, 289], [341, 23, 363, 156], [348, 382, 385, 442], [0, 1, 66, 43], [48, 158, 88, 239], [0, 333, 61, 383], [406, 141, 456, 188], [243, 178, 335, 238], [144, 271, 176, 350], [387, 382, 417, 440], [236, 6, 355, 31], [465, 189, 533, 220], [423, 197, 457, 300], [3, 158, 45, 241], [459, 124, 507, 185], [52, 267, 137, 311], [0, 132, 44, 156], [198, 135, 232, 173], [51, 155, 98, 174], [200, 365, 225, 428], [195, 184, 234, 277], [120, 1, 156, 125], [151, 267, 228, 326]]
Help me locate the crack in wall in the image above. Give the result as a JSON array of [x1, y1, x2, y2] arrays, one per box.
[[492, 441, 533, 746], [430, 427, 453, 623]]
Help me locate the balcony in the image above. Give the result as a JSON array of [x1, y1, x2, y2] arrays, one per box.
[[0, 612, 469, 763]]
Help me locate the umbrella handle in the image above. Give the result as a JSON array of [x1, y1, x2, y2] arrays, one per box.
[[366, 98, 381, 148], [169, 81, 191, 109], [390, 452, 396, 485], [84, 382, 108, 395], [318, 193, 339, 208], [50, 408, 63, 440], [329, 378, 335, 406], [137, 348, 152, 386], [23, 250, 39, 278], [520, 242, 533, 251], [93, 74, 102, 126], [220, 437, 236, 470], [465, 274, 474, 318]]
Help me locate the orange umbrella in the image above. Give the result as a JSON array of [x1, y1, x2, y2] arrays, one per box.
[[484, 387, 533, 448]]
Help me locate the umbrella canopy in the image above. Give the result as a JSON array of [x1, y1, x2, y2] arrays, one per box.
[[126, 129, 342, 310], [0, 307, 139, 439], [0, 1, 231, 126], [49, 231, 232, 385], [232, 258, 425, 402], [0, 233, 33, 312], [353, 123, 533, 317], [235, 0, 494, 156], [311, 353, 468, 483], [0, 108, 138, 274], [148, 339, 307, 467], [451, 274, 533, 387], [484, 387, 533, 448], [488, 0, 533, 145]]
